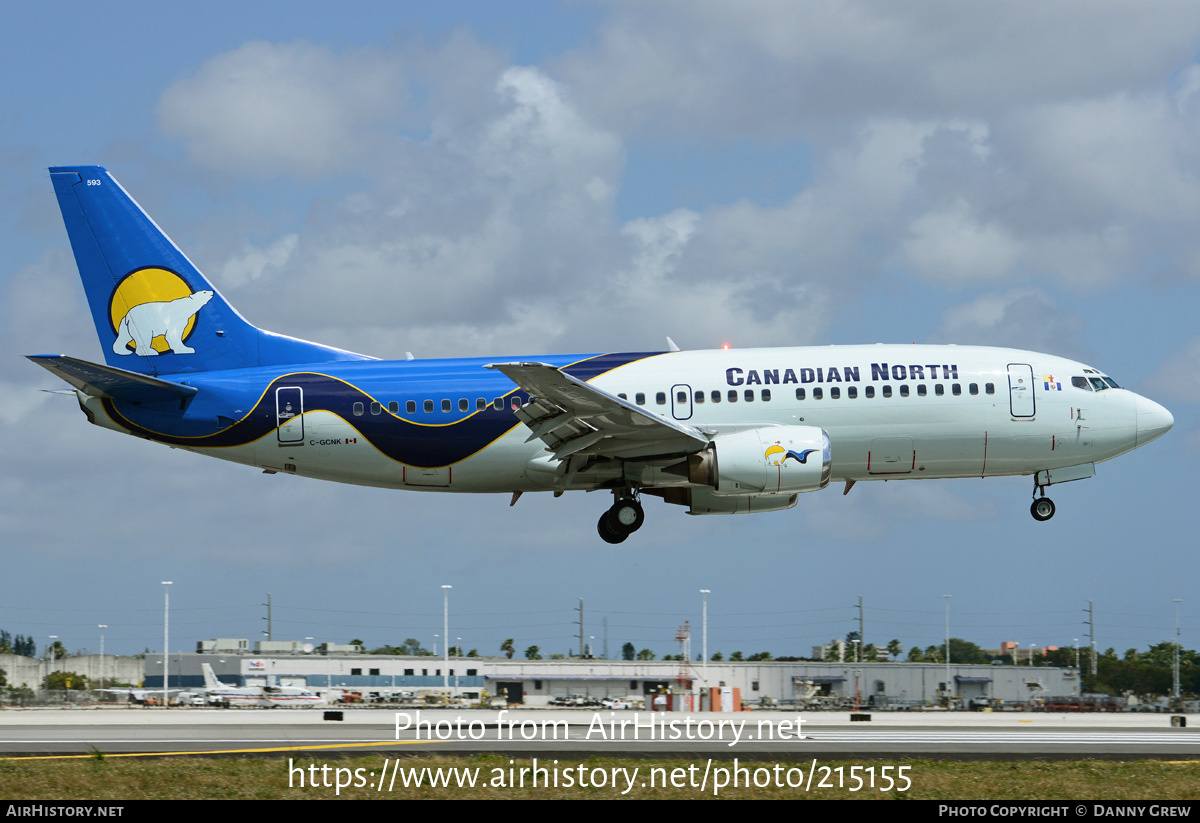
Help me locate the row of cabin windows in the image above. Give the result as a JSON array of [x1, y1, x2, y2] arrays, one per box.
[[347, 381, 998, 416], [616, 383, 996, 405], [795, 382, 995, 400], [351, 397, 520, 416]]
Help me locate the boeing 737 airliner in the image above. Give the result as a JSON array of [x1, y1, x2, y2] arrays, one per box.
[[30, 166, 1174, 543]]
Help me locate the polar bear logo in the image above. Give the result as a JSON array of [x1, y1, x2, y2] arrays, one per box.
[[112, 290, 214, 356]]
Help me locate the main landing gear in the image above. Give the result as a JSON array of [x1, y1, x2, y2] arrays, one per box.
[[1030, 481, 1056, 522], [597, 492, 645, 544]]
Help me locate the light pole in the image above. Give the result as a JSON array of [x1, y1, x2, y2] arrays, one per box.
[[944, 595, 951, 701], [162, 581, 172, 707], [48, 635, 58, 696], [98, 625, 107, 693], [1174, 599, 1182, 702], [1029, 644, 1036, 666], [700, 590, 710, 682], [441, 585, 451, 693], [1074, 639, 1080, 671]]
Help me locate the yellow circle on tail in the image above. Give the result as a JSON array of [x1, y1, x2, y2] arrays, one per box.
[[109, 268, 197, 354]]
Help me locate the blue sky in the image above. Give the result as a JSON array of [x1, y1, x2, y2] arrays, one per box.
[[1, 1, 1197, 662]]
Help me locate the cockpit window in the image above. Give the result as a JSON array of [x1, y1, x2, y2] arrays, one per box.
[[1088, 377, 1108, 391], [1103, 377, 1120, 389], [1071, 377, 1091, 391]]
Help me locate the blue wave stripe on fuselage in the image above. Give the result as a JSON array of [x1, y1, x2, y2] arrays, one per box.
[[101, 352, 664, 467]]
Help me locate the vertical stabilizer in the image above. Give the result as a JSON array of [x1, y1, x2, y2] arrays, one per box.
[[48, 166, 373, 375], [201, 663, 223, 691]]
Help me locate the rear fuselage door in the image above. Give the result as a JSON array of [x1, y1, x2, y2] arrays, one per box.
[[671, 384, 693, 421], [276, 387, 304, 444], [1007, 364, 1036, 418]]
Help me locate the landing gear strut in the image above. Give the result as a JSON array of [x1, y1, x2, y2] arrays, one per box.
[[1030, 481, 1056, 522], [597, 492, 645, 544]]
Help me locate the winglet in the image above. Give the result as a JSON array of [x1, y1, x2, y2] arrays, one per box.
[[666, 337, 680, 352]]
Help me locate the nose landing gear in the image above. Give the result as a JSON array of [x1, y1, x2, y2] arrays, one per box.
[[597, 493, 645, 544], [1030, 481, 1056, 522]]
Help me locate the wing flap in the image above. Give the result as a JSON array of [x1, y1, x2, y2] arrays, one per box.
[[486, 361, 708, 460], [27, 354, 198, 403]]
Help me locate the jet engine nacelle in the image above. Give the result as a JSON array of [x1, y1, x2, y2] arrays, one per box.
[[687, 425, 831, 496]]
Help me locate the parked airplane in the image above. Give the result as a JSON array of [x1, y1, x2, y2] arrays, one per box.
[[31, 166, 1173, 543], [200, 664, 324, 708]]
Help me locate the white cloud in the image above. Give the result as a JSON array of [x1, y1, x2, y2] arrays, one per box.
[[1144, 336, 1200, 403], [158, 41, 408, 177], [557, 1, 1200, 137], [218, 233, 297, 288], [902, 199, 1021, 284], [929, 289, 1085, 356]]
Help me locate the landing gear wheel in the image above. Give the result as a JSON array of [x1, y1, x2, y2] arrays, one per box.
[[1030, 497, 1056, 522], [610, 498, 645, 533], [597, 510, 628, 544]]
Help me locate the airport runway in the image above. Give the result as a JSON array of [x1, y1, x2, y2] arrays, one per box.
[[1, 708, 1196, 760]]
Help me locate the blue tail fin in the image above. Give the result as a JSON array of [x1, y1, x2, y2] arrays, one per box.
[[48, 166, 373, 374]]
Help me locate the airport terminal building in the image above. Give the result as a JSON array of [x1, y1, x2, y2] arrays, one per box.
[[146, 643, 1079, 708]]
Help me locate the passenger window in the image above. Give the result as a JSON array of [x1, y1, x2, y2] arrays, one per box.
[[442, 399, 451, 412], [952, 384, 962, 396], [636, 393, 646, 405], [796, 388, 806, 400], [406, 401, 416, 414], [830, 387, 840, 399], [728, 390, 738, 403], [459, 398, 469, 412], [744, 389, 754, 402], [985, 383, 994, 395], [424, 400, 434, 413], [388, 401, 399, 414], [370, 401, 381, 415], [476, 398, 486, 410], [762, 388, 771, 401], [511, 397, 521, 410], [935, 384, 945, 396], [694, 391, 705, 404], [494, 398, 504, 410], [813, 387, 823, 400], [969, 383, 979, 395], [865, 386, 875, 398], [353, 402, 364, 416], [711, 390, 721, 403], [848, 386, 858, 399], [917, 385, 927, 397], [656, 392, 667, 405], [882, 385, 892, 398], [618, 393, 627, 400], [1071, 376, 1091, 391], [677, 391, 687, 403], [899, 385, 909, 397]]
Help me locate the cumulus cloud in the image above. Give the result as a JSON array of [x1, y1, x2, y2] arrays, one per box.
[[556, 1, 1200, 137], [159, 41, 408, 177], [928, 289, 1085, 357], [1144, 337, 1200, 403]]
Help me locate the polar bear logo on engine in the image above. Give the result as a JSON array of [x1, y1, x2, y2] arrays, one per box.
[[112, 290, 214, 356]]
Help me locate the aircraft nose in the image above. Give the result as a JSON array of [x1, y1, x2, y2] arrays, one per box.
[[1136, 396, 1174, 446]]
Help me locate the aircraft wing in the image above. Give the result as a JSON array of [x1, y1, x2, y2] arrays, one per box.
[[485, 362, 709, 460]]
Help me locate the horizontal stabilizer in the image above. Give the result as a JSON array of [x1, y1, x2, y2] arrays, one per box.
[[27, 354, 198, 403]]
